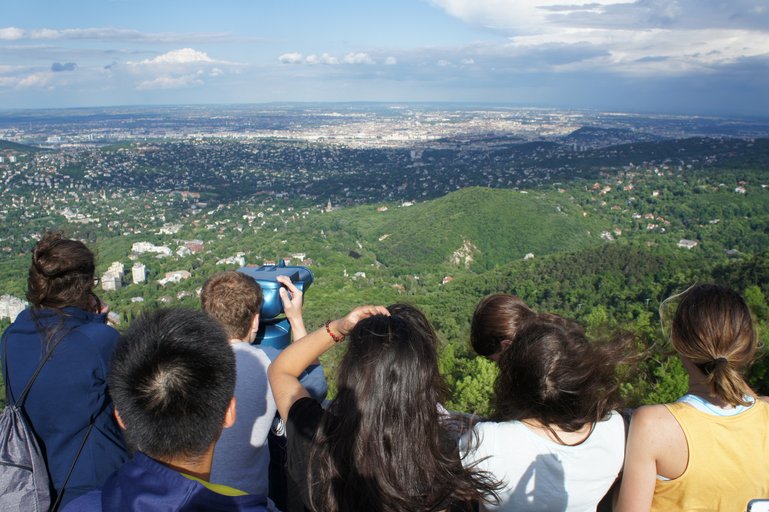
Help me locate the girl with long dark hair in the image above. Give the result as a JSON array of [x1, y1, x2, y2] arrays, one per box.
[[268, 303, 498, 512], [1, 232, 128, 507]]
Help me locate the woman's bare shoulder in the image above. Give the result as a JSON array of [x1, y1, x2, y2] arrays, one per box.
[[629, 404, 680, 437], [631, 403, 675, 422]]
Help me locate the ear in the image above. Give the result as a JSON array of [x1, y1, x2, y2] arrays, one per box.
[[500, 338, 513, 351], [247, 313, 260, 342], [114, 408, 127, 431], [223, 397, 237, 429], [251, 313, 260, 333]]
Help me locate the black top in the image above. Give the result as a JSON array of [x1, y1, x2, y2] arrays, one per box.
[[285, 397, 477, 512], [285, 397, 324, 512]]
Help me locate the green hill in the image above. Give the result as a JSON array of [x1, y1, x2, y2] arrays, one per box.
[[343, 187, 608, 271]]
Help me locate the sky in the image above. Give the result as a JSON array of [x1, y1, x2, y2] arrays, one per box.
[[2, 0, 769, 116]]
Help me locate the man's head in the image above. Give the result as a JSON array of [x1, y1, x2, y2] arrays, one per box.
[[109, 308, 236, 460], [201, 271, 262, 342]]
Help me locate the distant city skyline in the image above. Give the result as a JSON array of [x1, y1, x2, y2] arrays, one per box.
[[2, 0, 769, 117]]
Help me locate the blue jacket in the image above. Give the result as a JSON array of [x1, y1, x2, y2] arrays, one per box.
[[63, 452, 270, 511], [1, 307, 128, 507]]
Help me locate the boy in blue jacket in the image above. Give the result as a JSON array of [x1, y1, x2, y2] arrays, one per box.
[[64, 308, 270, 512]]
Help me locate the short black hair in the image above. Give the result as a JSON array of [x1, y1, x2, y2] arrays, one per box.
[[109, 308, 236, 459]]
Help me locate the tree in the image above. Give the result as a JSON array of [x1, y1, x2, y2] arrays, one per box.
[[744, 285, 769, 320]]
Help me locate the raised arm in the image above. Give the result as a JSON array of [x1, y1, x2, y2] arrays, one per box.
[[268, 305, 389, 422]]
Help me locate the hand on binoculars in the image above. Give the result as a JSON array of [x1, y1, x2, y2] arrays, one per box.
[[277, 275, 303, 320]]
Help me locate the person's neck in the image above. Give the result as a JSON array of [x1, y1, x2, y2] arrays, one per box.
[[685, 382, 733, 408], [682, 358, 735, 408], [520, 418, 593, 446], [229, 338, 247, 345], [156, 445, 215, 481]]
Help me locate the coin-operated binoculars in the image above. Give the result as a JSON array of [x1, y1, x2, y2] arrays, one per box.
[[237, 261, 313, 350]]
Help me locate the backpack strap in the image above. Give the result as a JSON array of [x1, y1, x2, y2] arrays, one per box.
[[50, 422, 95, 512], [2, 330, 11, 406], [14, 332, 69, 410]]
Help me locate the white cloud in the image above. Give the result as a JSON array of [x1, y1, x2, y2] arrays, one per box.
[[16, 72, 54, 89], [438, 59, 452, 67], [137, 75, 203, 90], [511, 27, 769, 74], [0, 27, 24, 40], [306, 53, 340, 65], [113, 48, 237, 92], [321, 53, 340, 65], [461, 58, 475, 65], [427, 0, 769, 76], [0, 26, 232, 44], [428, 0, 628, 33], [279, 52, 304, 64], [281, 52, 375, 65], [130, 48, 213, 66], [385, 56, 398, 65], [342, 52, 375, 65]]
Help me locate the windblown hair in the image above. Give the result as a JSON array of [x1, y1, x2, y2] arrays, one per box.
[[307, 304, 498, 512], [27, 231, 98, 312], [200, 270, 262, 340], [108, 308, 236, 459], [494, 314, 627, 432], [670, 283, 757, 406], [470, 293, 534, 357]]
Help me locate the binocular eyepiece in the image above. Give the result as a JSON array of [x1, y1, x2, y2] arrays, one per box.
[[237, 262, 313, 349]]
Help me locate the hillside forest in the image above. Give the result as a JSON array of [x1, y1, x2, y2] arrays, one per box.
[[1, 139, 768, 414]]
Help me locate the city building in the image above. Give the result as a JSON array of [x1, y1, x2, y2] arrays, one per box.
[[102, 261, 125, 291], [132, 263, 147, 284], [158, 270, 191, 286], [0, 295, 27, 322]]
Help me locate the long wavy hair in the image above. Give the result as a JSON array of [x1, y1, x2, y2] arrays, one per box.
[[670, 283, 757, 406], [307, 304, 498, 511], [494, 314, 627, 433]]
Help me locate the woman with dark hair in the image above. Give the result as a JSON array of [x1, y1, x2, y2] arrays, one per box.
[[461, 314, 628, 511], [616, 284, 769, 512], [268, 303, 499, 512], [1, 232, 128, 508]]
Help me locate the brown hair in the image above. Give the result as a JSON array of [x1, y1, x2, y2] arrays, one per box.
[[200, 271, 262, 341], [671, 283, 757, 406], [27, 231, 98, 312], [494, 314, 628, 432], [470, 293, 534, 357]]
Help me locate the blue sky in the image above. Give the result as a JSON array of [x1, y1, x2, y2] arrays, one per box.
[[2, 0, 769, 116]]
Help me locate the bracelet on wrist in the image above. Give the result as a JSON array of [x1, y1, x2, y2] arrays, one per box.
[[325, 320, 345, 343]]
